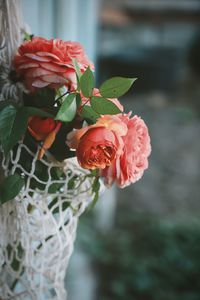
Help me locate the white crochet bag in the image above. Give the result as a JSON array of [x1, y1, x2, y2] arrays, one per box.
[[0, 1, 95, 299]]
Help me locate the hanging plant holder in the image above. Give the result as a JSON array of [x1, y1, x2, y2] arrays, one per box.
[[0, 141, 95, 300]]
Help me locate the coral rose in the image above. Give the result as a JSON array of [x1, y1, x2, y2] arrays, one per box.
[[67, 115, 127, 170], [67, 113, 151, 187], [13, 37, 94, 92], [100, 114, 151, 188], [76, 127, 117, 169]]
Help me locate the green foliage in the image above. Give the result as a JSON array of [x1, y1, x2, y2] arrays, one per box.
[[0, 104, 54, 154], [79, 215, 200, 300], [23, 31, 32, 41], [0, 100, 18, 111], [72, 58, 82, 79], [80, 105, 100, 124], [76, 93, 82, 108], [91, 96, 121, 115], [0, 105, 17, 152], [55, 93, 76, 122], [4, 107, 30, 154], [0, 174, 24, 204], [23, 87, 56, 108], [72, 58, 82, 91], [0, 105, 29, 154], [80, 67, 94, 98], [88, 175, 101, 210], [99, 77, 137, 98], [25, 107, 54, 118]]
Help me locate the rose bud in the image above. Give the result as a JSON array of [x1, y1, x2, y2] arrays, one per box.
[[28, 116, 61, 159], [28, 116, 58, 141]]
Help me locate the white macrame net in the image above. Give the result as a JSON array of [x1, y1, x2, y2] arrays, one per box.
[[0, 2, 98, 299], [0, 142, 95, 300]]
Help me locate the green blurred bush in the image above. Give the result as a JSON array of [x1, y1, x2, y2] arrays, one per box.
[[79, 214, 200, 300]]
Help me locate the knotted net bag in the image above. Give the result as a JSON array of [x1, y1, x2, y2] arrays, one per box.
[[0, 1, 95, 299], [0, 143, 94, 300]]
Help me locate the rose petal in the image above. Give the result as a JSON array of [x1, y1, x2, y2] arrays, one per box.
[[25, 68, 54, 78], [41, 74, 67, 84], [36, 52, 61, 61], [18, 62, 40, 69], [96, 115, 127, 137], [40, 62, 68, 73], [24, 53, 51, 62], [32, 79, 50, 88]]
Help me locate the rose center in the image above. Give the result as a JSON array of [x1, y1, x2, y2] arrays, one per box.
[[87, 145, 115, 167]]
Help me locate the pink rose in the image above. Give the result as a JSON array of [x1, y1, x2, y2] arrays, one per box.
[[80, 88, 124, 112], [13, 37, 94, 92], [100, 114, 151, 188]]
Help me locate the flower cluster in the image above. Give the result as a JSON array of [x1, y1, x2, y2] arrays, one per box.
[[0, 35, 151, 203]]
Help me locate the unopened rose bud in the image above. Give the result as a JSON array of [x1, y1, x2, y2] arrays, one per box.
[[28, 116, 61, 159], [28, 116, 59, 141]]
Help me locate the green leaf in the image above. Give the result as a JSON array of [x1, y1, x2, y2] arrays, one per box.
[[72, 58, 82, 79], [23, 87, 56, 108], [76, 94, 82, 108], [88, 176, 100, 210], [0, 100, 18, 111], [0, 105, 17, 147], [0, 102, 54, 119], [0, 106, 41, 154], [0, 174, 25, 204], [80, 67, 94, 98], [23, 31, 32, 41], [25, 107, 54, 118], [99, 77, 137, 98], [3, 107, 30, 154], [55, 93, 77, 122], [91, 96, 121, 115], [72, 59, 82, 91], [80, 105, 100, 124], [0, 105, 54, 154]]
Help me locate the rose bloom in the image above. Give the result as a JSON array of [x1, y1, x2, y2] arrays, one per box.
[[100, 114, 151, 188], [13, 37, 94, 92], [67, 114, 151, 187], [67, 115, 127, 170]]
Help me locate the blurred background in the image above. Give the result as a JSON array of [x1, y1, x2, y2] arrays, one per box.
[[22, 0, 200, 299]]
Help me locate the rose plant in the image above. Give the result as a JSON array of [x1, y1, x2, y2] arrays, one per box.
[[0, 34, 151, 206]]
